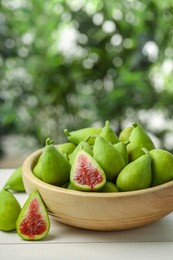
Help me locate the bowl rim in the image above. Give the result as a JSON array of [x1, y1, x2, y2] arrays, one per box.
[[22, 147, 173, 198]]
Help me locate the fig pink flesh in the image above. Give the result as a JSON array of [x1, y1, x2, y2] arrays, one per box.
[[19, 198, 47, 239], [74, 154, 103, 189]]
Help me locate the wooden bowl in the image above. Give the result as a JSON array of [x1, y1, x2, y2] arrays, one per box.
[[22, 148, 173, 231]]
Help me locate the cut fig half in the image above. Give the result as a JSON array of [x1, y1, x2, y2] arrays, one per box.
[[70, 150, 106, 191], [16, 190, 50, 241]]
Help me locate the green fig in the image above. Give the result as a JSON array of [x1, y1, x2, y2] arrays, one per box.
[[93, 136, 126, 181], [119, 126, 133, 142], [150, 149, 173, 186], [66, 181, 76, 190], [64, 127, 102, 145], [4, 166, 25, 192], [33, 138, 71, 186], [70, 150, 106, 191], [61, 182, 68, 188], [126, 122, 155, 162], [33, 138, 54, 180], [55, 142, 76, 159], [100, 181, 119, 192], [100, 120, 119, 144], [16, 190, 50, 240], [116, 150, 152, 192], [0, 188, 21, 231], [114, 141, 130, 165], [33, 159, 43, 180], [69, 140, 93, 165]]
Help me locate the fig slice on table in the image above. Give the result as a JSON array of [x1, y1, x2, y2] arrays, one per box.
[[16, 190, 50, 241], [70, 150, 106, 191]]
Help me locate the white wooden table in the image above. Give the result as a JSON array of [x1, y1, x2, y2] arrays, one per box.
[[1, 169, 173, 260]]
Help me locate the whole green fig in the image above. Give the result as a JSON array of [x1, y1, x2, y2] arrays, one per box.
[[150, 149, 173, 186], [33, 138, 71, 186], [93, 136, 125, 181], [100, 120, 119, 144], [116, 151, 152, 192], [0, 188, 21, 231], [100, 181, 119, 192], [119, 126, 133, 142], [114, 141, 129, 165], [4, 166, 25, 192], [64, 127, 102, 145], [55, 142, 76, 159], [126, 122, 155, 162]]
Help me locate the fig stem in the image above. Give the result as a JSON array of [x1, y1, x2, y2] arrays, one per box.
[[84, 135, 91, 142], [142, 147, 150, 155], [105, 120, 110, 127], [64, 129, 70, 137], [46, 138, 54, 146], [2, 186, 9, 191], [132, 122, 138, 128], [124, 140, 130, 146]]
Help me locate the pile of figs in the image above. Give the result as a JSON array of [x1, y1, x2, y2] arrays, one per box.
[[33, 121, 173, 192], [1, 120, 173, 241]]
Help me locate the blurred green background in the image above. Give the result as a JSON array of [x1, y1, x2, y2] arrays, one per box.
[[0, 0, 173, 167]]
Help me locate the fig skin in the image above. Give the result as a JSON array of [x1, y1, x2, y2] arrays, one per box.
[[114, 141, 130, 165], [33, 138, 71, 186], [55, 142, 76, 159], [126, 122, 155, 162], [150, 149, 173, 186], [64, 127, 102, 145], [100, 181, 119, 192], [100, 120, 119, 144], [116, 153, 152, 192], [93, 136, 126, 181], [4, 166, 25, 192], [119, 126, 133, 142], [0, 188, 21, 231]]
